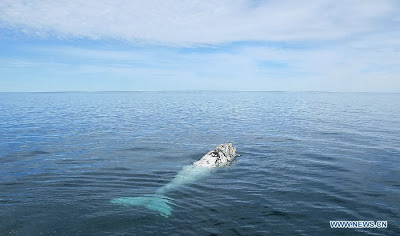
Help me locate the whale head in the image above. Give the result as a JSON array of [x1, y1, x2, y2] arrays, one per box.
[[193, 143, 237, 167]]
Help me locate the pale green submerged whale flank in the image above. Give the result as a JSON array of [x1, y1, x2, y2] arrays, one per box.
[[111, 165, 211, 217], [110, 195, 173, 218], [111, 143, 237, 218]]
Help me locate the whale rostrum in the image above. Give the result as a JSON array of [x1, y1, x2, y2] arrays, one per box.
[[193, 143, 237, 167], [111, 143, 238, 217]]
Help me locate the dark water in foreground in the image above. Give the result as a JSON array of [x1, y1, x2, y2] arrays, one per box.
[[0, 91, 399, 235]]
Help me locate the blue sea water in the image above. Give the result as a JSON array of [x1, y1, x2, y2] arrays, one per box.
[[0, 91, 399, 235]]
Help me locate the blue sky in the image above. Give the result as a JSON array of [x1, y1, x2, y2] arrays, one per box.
[[0, 0, 399, 92]]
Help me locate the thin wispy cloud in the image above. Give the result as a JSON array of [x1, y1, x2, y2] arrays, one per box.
[[0, 0, 397, 45], [0, 0, 399, 92]]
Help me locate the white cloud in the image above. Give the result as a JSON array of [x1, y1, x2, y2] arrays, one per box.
[[0, 0, 397, 45], [1, 0, 399, 93], [3, 31, 398, 92]]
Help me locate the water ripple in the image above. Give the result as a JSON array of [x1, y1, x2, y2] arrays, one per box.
[[0, 92, 399, 235]]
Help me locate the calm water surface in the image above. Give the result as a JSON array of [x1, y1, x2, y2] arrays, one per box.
[[0, 92, 399, 235]]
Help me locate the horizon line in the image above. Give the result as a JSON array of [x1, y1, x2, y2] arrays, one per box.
[[0, 90, 400, 94]]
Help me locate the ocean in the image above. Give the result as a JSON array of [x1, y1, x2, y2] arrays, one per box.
[[0, 91, 399, 235]]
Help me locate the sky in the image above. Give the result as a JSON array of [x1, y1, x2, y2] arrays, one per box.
[[0, 0, 399, 92]]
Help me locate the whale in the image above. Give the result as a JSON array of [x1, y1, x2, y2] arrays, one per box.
[[111, 143, 237, 217]]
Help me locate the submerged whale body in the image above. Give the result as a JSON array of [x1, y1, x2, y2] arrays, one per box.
[[111, 143, 237, 217]]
